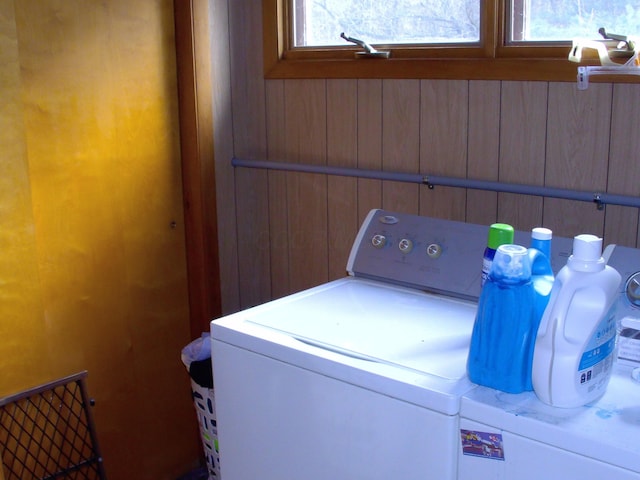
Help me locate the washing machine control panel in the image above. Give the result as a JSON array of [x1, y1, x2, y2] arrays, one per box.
[[347, 209, 574, 300], [606, 246, 640, 366]]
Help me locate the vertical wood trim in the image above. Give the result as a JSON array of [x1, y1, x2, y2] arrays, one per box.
[[605, 84, 640, 247], [327, 80, 358, 280], [262, 0, 283, 75], [229, 0, 271, 309], [266, 80, 291, 299], [381, 79, 420, 214], [498, 81, 547, 229], [356, 79, 383, 221], [419, 79, 468, 221], [210, 0, 240, 313], [174, 0, 222, 336], [284, 79, 328, 291], [544, 83, 611, 237], [467, 80, 501, 225]]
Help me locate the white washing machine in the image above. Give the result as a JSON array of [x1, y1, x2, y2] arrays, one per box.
[[458, 245, 640, 480], [210, 209, 572, 480]]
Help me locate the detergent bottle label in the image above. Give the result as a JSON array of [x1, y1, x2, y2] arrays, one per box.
[[576, 306, 617, 393], [481, 256, 492, 285]]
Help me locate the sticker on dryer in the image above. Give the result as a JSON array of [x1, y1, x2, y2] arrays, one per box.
[[460, 429, 505, 461]]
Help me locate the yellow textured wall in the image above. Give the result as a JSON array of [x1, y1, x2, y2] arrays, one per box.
[[1, 1, 200, 478]]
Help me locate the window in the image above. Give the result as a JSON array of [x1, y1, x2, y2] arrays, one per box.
[[508, 0, 640, 42], [292, 1, 481, 46], [264, 0, 640, 81]]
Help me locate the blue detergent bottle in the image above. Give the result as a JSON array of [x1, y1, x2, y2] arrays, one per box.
[[468, 244, 551, 393], [529, 227, 554, 322], [530, 227, 552, 258]]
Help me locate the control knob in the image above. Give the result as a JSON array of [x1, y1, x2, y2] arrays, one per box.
[[626, 272, 640, 307], [398, 239, 413, 254], [426, 243, 442, 259], [371, 234, 387, 249]]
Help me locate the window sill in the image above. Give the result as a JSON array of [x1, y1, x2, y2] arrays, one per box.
[[264, 56, 640, 84]]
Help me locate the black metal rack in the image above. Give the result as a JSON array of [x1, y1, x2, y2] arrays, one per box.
[[0, 371, 106, 480]]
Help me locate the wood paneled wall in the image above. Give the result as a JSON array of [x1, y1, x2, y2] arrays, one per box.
[[212, 1, 640, 314]]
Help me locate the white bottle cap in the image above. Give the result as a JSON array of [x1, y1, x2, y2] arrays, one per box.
[[532, 227, 552, 240], [568, 234, 605, 272], [493, 244, 531, 280]]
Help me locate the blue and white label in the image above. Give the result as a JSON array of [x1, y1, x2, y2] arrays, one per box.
[[579, 337, 616, 370], [577, 306, 616, 390]]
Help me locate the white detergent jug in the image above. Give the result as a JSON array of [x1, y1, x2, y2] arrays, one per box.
[[532, 234, 621, 408]]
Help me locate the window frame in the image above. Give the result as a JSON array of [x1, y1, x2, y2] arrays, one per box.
[[263, 0, 627, 82]]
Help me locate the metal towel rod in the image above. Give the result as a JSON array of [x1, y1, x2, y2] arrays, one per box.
[[232, 157, 640, 210]]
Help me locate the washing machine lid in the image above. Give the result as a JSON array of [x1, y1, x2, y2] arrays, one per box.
[[460, 364, 640, 473], [249, 277, 474, 379], [212, 277, 477, 414]]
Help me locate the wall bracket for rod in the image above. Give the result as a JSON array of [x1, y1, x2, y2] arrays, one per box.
[[593, 193, 605, 210], [577, 65, 640, 90]]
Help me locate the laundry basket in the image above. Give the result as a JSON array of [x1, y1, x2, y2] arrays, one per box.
[[182, 333, 220, 480], [190, 380, 220, 479]]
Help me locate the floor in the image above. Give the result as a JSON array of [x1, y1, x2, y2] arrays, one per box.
[[176, 466, 209, 480]]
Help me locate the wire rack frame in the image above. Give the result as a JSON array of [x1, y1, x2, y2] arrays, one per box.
[[0, 371, 106, 480]]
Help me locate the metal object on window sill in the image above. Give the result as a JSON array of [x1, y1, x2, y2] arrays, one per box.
[[576, 65, 640, 90], [598, 27, 635, 55], [340, 33, 390, 59], [569, 27, 639, 89]]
